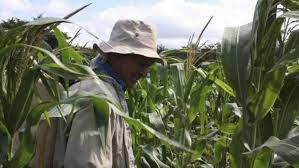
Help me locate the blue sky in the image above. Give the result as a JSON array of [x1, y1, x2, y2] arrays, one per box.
[[0, 0, 257, 48]]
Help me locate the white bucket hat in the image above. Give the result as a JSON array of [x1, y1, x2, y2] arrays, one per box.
[[94, 19, 161, 60]]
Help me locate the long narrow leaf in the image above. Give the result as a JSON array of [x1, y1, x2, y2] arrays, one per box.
[[244, 135, 299, 166], [221, 23, 251, 105], [9, 68, 39, 133], [252, 66, 286, 120]]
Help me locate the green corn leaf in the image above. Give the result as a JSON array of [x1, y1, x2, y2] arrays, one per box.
[[230, 121, 246, 168], [214, 78, 235, 97], [27, 101, 56, 126], [170, 63, 185, 101], [148, 113, 165, 132], [22, 44, 89, 78], [25, 17, 70, 26], [0, 45, 17, 123], [275, 76, 299, 139], [244, 135, 299, 166], [223, 103, 242, 118], [0, 121, 11, 163], [252, 148, 272, 168], [9, 128, 34, 168], [9, 68, 39, 133], [92, 96, 111, 148], [274, 48, 299, 69], [220, 123, 237, 135], [188, 84, 211, 124], [183, 70, 196, 102], [214, 138, 226, 165], [287, 64, 299, 75], [195, 68, 235, 97], [184, 128, 192, 147], [281, 0, 299, 10], [221, 23, 251, 105], [284, 30, 299, 54], [38, 63, 85, 79], [259, 18, 284, 71], [252, 66, 286, 120], [54, 28, 83, 64], [62, 3, 92, 20], [279, 10, 299, 20], [251, 0, 274, 54], [141, 145, 169, 168]]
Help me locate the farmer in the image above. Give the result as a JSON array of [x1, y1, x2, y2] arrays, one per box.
[[33, 19, 161, 168]]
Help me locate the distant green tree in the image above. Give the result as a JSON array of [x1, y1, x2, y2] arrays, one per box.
[[0, 16, 71, 49]]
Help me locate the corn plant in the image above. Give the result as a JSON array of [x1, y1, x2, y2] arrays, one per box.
[[221, 0, 299, 167], [0, 4, 104, 167]]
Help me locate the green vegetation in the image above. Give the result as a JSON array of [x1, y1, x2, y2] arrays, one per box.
[[0, 0, 299, 167]]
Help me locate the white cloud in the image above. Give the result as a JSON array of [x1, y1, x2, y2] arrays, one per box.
[[45, 0, 74, 15], [0, 0, 77, 19], [71, 0, 257, 48], [0, 0, 32, 11], [0, 11, 14, 20], [0, 0, 258, 48]]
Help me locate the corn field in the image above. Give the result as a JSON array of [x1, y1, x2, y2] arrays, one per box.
[[1, 0, 299, 167]]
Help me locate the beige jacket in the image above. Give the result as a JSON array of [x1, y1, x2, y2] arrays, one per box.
[[33, 77, 135, 168]]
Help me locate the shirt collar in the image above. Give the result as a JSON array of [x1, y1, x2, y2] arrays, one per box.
[[93, 56, 127, 91]]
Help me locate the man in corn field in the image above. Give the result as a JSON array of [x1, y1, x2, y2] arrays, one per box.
[[33, 19, 161, 167]]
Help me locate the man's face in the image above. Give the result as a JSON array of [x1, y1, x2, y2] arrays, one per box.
[[108, 54, 156, 88]]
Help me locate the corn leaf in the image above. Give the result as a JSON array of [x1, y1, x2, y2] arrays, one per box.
[[141, 145, 169, 168], [221, 23, 251, 105], [54, 28, 83, 64], [9, 68, 39, 133], [0, 121, 10, 163], [279, 10, 299, 20], [230, 121, 246, 168], [275, 48, 299, 68], [170, 63, 185, 101], [244, 135, 299, 166], [148, 113, 165, 132], [252, 66, 286, 120], [288, 64, 299, 75], [188, 84, 211, 124], [23, 44, 88, 78], [284, 30, 299, 54], [25, 17, 70, 26], [281, 0, 299, 10], [275, 77, 299, 139], [252, 148, 272, 168], [9, 128, 34, 168]]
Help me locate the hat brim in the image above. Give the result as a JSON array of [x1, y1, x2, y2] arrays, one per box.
[[95, 41, 162, 61]]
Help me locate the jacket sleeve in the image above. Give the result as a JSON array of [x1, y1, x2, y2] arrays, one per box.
[[64, 103, 115, 168]]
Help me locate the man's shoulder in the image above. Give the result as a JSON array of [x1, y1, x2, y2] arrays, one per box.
[[70, 78, 120, 101]]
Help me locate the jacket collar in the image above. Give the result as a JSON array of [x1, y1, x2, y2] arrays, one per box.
[[93, 56, 127, 92]]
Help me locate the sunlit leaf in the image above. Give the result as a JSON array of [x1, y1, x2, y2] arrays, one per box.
[[25, 17, 70, 26]]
